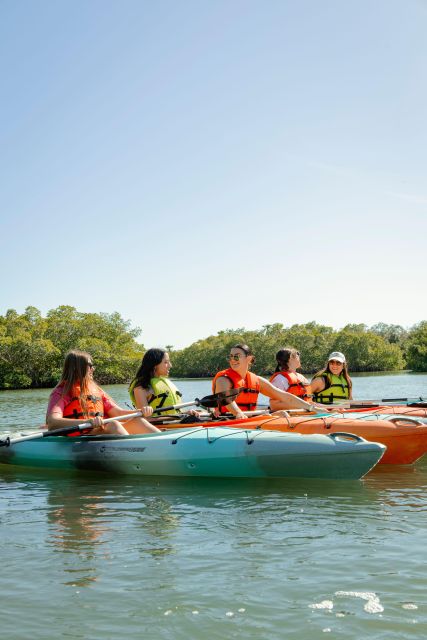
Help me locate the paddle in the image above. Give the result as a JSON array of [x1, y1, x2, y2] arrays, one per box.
[[341, 397, 427, 409], [0, 412, 143, 447], [381, 397, 426, 407], [0, 389, 241, 447], [247, 401, 332, 416], [152, 388, 241, 414], [381, 396, 425, 403]]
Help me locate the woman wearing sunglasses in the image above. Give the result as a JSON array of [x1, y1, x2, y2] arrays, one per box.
[[310, 351, 353, 405], [46, 350, 160, 435], [212, 344, 316, 420]]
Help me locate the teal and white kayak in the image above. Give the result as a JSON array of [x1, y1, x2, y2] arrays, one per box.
[[0, 427, 385, 480]]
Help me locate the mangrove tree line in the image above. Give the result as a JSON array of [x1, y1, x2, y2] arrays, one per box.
[[1, 307, 427, 389], [0, 306, 144, 389]]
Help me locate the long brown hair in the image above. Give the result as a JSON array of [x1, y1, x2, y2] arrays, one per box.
[[58, 350, 98, 414]]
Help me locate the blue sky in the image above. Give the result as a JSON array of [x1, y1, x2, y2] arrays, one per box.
[[1, 0, 426, 349]]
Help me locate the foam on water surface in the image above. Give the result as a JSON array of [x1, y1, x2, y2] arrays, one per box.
[[309, 600, 334, 610], [309, 591, 385, 615], [335, 591, 384, 614]]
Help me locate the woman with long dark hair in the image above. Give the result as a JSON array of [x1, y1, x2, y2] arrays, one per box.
[[129, 348, 184, 415], [47, 350, 159, 435]]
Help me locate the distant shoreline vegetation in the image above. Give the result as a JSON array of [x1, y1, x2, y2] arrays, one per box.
[[1, 307, 426, 390]]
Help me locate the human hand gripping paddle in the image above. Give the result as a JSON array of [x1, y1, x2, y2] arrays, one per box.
[[0, 389, 241, 447]]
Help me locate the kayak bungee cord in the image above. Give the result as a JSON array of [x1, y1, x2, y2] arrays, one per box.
[[170, 427, 254, 445]]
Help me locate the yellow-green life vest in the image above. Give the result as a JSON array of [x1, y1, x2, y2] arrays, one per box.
[[129, 376, 183, 415], [312, 372, 349, 404]]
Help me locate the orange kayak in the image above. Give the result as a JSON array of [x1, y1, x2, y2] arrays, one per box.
[[341, 404, 427, 418], [160, 413, 427, 465]]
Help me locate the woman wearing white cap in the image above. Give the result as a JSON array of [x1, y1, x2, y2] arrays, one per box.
[[310, 352, 353, 404]]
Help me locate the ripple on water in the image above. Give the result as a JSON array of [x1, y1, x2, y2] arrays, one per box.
[[1, 382, 427, 639]]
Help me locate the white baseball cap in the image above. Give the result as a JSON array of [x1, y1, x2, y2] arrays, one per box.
[[328, 351, 346, 363]]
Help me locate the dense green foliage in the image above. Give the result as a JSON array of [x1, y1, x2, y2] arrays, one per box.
[[0, 306, 144, 389], [404, 321, 427, 372], [1, 309, 426, 390], [171, 322, 406, 377]]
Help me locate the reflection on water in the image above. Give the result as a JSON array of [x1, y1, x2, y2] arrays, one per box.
[[1, 469, 183, 587], [0, 379, 427, 638], [48, 486, 108, 549], [0, 462, 426, 638], [46, 481, 108, 587], [363, 459, 427, 515]]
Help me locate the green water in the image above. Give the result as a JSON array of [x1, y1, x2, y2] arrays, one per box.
[[0, 374, 426, 639]]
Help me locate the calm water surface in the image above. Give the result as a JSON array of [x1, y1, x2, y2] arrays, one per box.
[[0, 373, 426, 639]]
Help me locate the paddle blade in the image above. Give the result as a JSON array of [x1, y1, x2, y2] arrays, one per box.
[[198, 389, 241, 408]]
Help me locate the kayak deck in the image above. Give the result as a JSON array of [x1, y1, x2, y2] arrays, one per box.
[[158, 413, 427, 465], [0, 427, 385, 480]]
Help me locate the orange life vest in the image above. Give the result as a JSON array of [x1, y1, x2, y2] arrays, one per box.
[[270, 371, 311, 399], [62, 384, 105, 419], [61, 384, 105, 437], [212, 368, 260, 413]]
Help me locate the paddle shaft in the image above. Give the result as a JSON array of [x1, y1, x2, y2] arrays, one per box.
[[151, 389, 241, 414], [0, 412, 143, 446], [337, 397, 426, 409], [0, 390, 240, 447], [381, 396, 425, 403], [310, 398, 427, 412], [152, 400, 199, 414]]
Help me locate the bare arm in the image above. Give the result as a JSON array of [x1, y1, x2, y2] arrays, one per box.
[[309, 377, 326, 394], [130, 386, 154, 418], [133, 385, 150, 408], [118, 386, 160, 433], [46, 411, 104, 431], [259, 377, 314, 412], [107, 403, 159, 434], [214, 376, 247, 420]]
